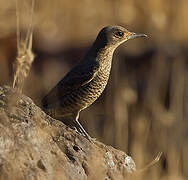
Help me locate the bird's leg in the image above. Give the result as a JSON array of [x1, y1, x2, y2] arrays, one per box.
[[53, 112, 93, 142], [73, 112, 93, 142]]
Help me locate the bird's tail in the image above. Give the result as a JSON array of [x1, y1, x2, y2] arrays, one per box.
[[41, 97, 53, 116]]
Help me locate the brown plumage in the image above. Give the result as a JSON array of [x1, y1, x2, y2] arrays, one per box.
[[42, 25, 147, 140]]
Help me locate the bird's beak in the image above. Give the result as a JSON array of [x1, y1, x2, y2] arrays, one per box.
[[128, 32, 147, 40]]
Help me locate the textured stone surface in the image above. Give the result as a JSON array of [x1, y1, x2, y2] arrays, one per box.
[[0, 86, 135, 180]]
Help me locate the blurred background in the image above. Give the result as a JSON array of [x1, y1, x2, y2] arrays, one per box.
[[0, 0, 188, 179]]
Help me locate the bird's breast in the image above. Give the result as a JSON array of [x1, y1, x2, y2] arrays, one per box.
[[77, 61, 112, 108], [59, 55, 113, 113]]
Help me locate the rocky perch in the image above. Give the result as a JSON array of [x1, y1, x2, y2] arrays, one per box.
[[0, 86, 136, 180]]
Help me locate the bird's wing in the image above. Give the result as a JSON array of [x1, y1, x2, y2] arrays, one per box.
[[42, 61, 99, 107]]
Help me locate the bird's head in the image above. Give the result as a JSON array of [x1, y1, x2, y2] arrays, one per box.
[[95, 25, 147, 49]]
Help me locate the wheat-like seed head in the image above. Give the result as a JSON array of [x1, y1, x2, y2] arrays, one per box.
[[13, 0, 35, 93]]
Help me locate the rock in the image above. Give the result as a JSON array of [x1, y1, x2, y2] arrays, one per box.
[[0, 86, 136, 180]]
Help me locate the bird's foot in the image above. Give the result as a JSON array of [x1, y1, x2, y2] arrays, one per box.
[[74, 120, 94, 143]]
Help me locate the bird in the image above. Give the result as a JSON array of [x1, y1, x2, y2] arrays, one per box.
[[42, 25, 147, 141]]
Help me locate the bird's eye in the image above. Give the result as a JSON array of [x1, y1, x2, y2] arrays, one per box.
[[114, 31, 124, 38]]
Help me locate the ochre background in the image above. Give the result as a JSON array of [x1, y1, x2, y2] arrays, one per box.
[[0, 0, 188, 179]]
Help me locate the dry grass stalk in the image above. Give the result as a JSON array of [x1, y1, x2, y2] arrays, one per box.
[[13, 0, 35, 93], [136, 152, 163, 174], [129, 151, 163, 179]]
